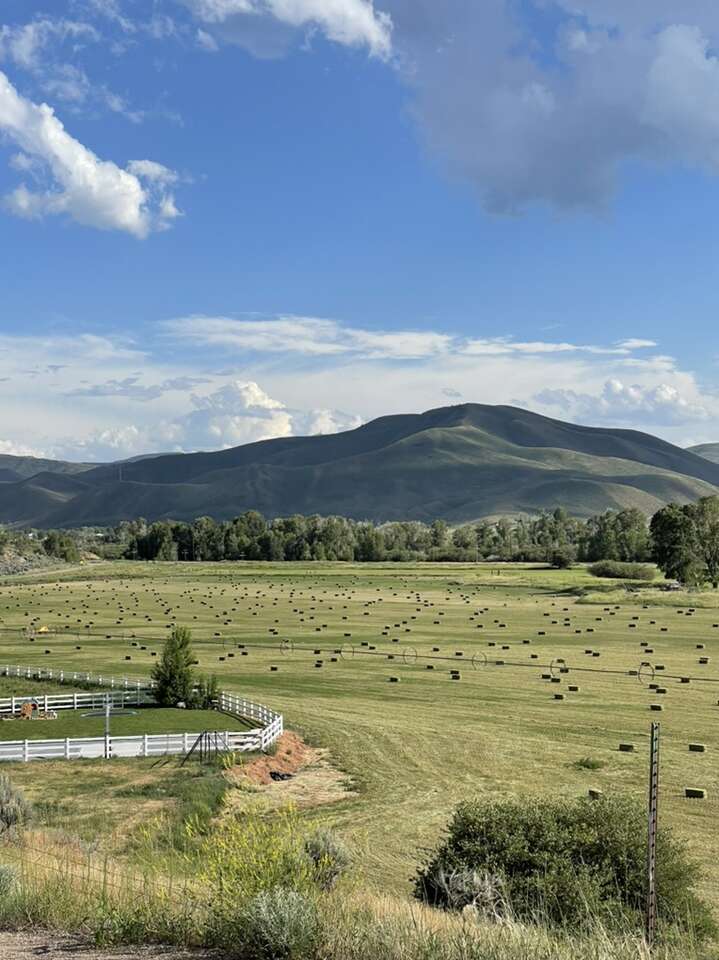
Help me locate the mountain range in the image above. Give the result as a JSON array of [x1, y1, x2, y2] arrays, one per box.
[[2, 404, 719, 528]]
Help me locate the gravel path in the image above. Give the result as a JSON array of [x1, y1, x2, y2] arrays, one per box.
[[0, 932, 214, 960]]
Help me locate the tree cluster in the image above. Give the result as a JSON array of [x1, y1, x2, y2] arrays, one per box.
[[651, 496, 719, 588], [114, 507, 652, 566]]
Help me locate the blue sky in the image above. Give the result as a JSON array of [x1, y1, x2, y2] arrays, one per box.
[[1, 0, 718, 461]]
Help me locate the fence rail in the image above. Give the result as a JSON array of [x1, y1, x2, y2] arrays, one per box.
[[0, 689, 156, 716], [1, 663, 151, 691], [0, 729, 263, 762], [0, 662, 283, 761]]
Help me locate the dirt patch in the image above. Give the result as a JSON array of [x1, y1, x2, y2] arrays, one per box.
[[0, 931, 210, 960], [241, 731, 310, 785], [226, 732, 355, 810]]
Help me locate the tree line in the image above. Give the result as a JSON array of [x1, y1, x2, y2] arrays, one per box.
[[113, 507, 653, 566], [6, 497, 719, 588]]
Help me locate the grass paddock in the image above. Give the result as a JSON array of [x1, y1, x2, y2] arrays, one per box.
[[0, 706, 251, 740]]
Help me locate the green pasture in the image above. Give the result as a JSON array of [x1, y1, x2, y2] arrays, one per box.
[[0, 706, 251, 740], [0, 560, 718, 907]]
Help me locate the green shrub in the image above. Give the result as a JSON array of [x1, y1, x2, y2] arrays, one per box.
[[191, 673, 219, 710], [413, 794, 713, 938], [588, 561, 656, 581], [549, 547, 576, 569], [231, 887, 320, 960], [304, 829, 351, 891], [0, 774, 32, 836]]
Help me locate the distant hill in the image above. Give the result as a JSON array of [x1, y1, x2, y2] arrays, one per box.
[[0, 454, 94, 483], [689, 443, 719, 465], [2, 404, 719, 527]]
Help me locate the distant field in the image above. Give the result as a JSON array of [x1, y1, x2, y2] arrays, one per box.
[[0, 559, 718, 908]]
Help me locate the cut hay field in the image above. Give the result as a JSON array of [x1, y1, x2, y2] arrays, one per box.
[[0, 560, 718, 908]]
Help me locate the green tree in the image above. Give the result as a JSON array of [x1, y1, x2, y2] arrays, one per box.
[[689, 496, 719, 589], [152, 625, 196, 706], [43, 531, 80, 563], [650, 504, 700, 585]]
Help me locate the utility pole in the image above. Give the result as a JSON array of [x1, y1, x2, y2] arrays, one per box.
[[646, 721, 660, 949]]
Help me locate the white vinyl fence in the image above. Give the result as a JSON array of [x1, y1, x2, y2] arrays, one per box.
[[0, 662, 283, 762], [0, 730, 264, 763], [1, 662, 150, 691], [0, 689, 156, 716]]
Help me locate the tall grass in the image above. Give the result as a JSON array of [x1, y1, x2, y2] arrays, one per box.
[[0, 831, 711, 960]]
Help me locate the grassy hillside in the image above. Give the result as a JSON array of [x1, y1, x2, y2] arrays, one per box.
[[690, 442, 719, 465], [4, 404, 719, 526]]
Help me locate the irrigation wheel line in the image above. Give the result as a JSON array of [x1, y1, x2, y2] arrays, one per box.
[[638, 662, 656, 686], [5, 628, 719, 685]]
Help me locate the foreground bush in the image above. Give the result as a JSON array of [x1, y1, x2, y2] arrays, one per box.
[[0, 775, 31, 836], [413, 795, 713, 938], [232, 887, 320, 960], [589, 561, 656, 581]]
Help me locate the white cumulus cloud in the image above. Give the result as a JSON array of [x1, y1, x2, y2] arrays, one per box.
[[535, 379, 711, 427], [0, 70, 181, 236]]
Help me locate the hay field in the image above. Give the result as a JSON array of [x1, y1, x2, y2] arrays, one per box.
[[0, 560, 717, 905]]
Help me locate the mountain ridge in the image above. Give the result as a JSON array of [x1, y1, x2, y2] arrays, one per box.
[[2, 404, 719, 527]]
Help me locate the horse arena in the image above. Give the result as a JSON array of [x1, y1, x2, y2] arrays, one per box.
[[0, 559, 717, 903]]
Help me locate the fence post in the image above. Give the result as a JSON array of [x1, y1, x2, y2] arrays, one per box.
[[65, 738, 70, 760], [143, 734, 148, 758], [23, 740, 29, 762], [646, 721, 660, 949], [11, 697, 16, 716]]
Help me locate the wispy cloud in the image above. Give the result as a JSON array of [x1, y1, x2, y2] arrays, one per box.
[[165, 314, 660, 362], [183, 0, 393, 58]]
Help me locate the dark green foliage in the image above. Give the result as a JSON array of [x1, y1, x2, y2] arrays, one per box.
[[652, 497, 719, 587], [588, 561, 656, 581], [42, 531, 80, 563], [191, 674, 219, 710], [0, 774, 32, 835], [151, 626, 195, 707], [549, 546, 576, 569], [118, 506, 655, 566], [584, 509, 652, 564], [413, 794, 713, 938]]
